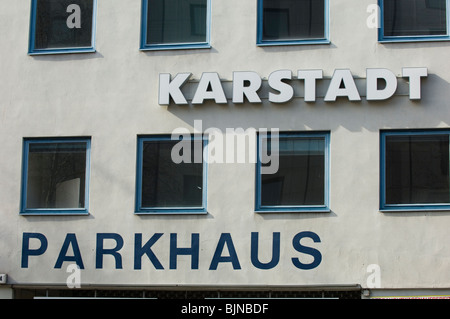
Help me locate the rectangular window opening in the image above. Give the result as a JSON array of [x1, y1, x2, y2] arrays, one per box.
[[258, 0, 329, 45], [141, 0, 211, 50], [381, 130, 450, 211], [380, 0, 450, 42], [29, 0, 96, 54], [136, 136, 207, 214], [21, 138, 91, 215], [256, 132, 330, 213]]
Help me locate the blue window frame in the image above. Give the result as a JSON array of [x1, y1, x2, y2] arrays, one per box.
[[140, 0, 211, 50], [20, 137, 91, 215], [379, 0, 450, 42], [28, 0, 97, 55], [380, 130, 450, 211], [257, 0, 329, 46], [136, 135, 208, 214], [255, 132, 330, 213]]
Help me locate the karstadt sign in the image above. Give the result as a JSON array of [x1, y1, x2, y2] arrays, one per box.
[[159, 68, 427, 105]]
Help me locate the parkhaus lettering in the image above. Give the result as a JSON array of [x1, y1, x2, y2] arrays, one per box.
[[159, 68, 428, 105], [21, 231, 322, 271]]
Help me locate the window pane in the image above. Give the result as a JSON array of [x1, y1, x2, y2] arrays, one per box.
[[262, 0, 325, 41], [141, 140, 203, 208], [261, 137, 325, 206], [34, 0, 94, 49], [383, 0, 447, 37], [385, 135, 450, 204], [26, 142, 87, 209], [146, 0, 207, 45]]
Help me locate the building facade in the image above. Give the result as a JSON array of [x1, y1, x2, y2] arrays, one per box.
[[0, 0, 450, 299]]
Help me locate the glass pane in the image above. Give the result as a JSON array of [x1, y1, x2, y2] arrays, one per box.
[[261, 137, 325, 206], [141, 140, 203, 208], [146, 0, 207, 45], [385, 134, 450, 204], [383, 0, 447, 37], [34, 0, 94, 49], [262, 0, 325, 41], [26, 142, 87, 209]]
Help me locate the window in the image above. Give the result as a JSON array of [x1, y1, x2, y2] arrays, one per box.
[[136, 135, 207, 214], [28, 0, 96, 54], [257, 0, 329, 46], [380, 130, 450, 211], [21, 138, 91, 215], [379, 0, 450, 42], [256, 132, 330, 212], [140, 0, 211, 50]]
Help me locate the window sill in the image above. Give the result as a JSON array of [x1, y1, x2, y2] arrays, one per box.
[[257, 39, 330, 47], [378, 36, 450, 43], [255, 207, 331, 213], [20, 209, 90, 216], [135, 209, 208, 215], [380, 205, 450, 212], [28, 47, 96, 55], [140, 43, 211, 51]]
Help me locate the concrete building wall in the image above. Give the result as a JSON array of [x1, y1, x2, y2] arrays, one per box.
[[0, 0, 449, 297]]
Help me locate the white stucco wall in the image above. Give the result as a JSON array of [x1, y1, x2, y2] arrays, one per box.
[[0, 0, 449, 292]]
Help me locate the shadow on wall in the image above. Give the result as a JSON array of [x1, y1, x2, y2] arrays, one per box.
[[162, 72, 450, 133]]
